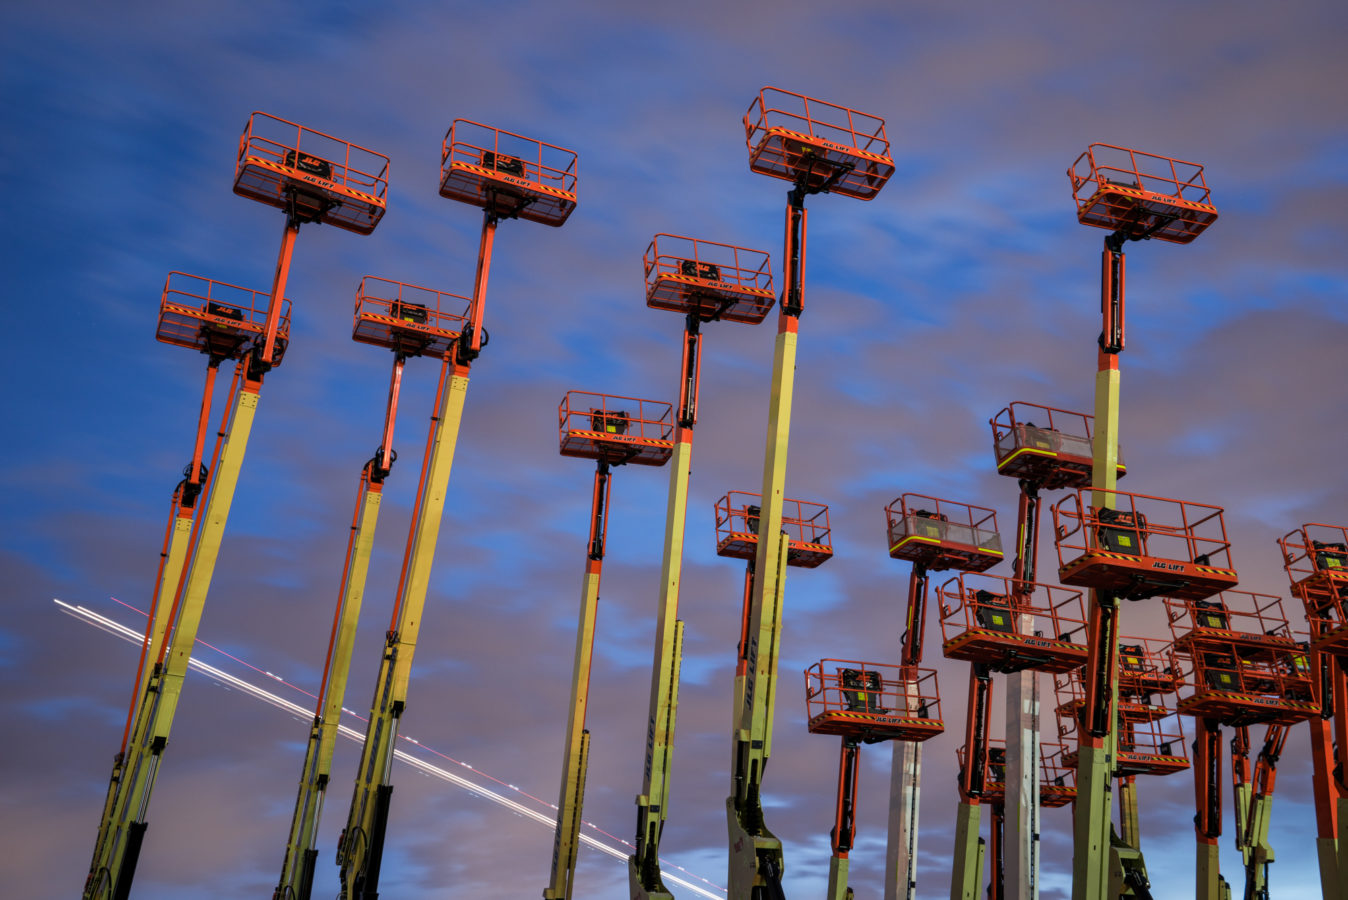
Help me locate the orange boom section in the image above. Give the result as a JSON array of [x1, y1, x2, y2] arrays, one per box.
[[743, 87, 895, 200], [352, 276, 469, 359], [715, 491, 833, 568], [234, 112, 388, 234], [937, 572, 1088, 674], [990, 401, 1125, 490], [557, 391, 674, 467], [804, 660, 944, 744], [440, 119, 578, 226], [1068, 143, 1217, 244], [156, 271, 292, 364], [1051, 488, 1237, 601], [885, 493, 1003, 572], [643, 234, 775, 325]]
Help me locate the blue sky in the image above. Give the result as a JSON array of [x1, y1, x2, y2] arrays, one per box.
[[3, 2, 1346, 898]]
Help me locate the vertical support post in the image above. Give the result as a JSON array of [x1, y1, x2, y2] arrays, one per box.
[[547, 460, 613, 900], [1194, 717, 1224, 900], [953, 665, 993, 900], [1306, 654, 1344, 897], [1072, 234, 1125, 900], [826, 739, 860, 900], [1005, 649, 1040, 900], [887, 561, 928, 900]]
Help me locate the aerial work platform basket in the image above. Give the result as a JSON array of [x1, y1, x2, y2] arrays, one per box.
[[885, 493, 1003, 571], [1040, 742, 1078, 807], [1164, 591, 1304, 664], [557, 392, 674, 467], [352, 277, 469, 358], [440, 119, 578, 226], [156, 271, 291, 363], [1055, 637, 1180, 723], [1172, 639, 1316, 727], [1068, 143, 1218, 244], [643, 234, 775, 324], [937, 572, 1088, 674], [234, 112, 389, 234], [955, 740, 1075, 806], [714, 491, 832, 568], [1279, 523, 1348, 655], [1051, 488, 1237, 601], [990, 401, 1125, 490], [804, 660, 943, 744], [743, 87, 895, 200], [1055, 680, 1189, 777]]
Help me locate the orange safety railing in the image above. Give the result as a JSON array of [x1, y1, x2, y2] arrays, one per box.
[[1051, 488, 1236, 600], [156, 271, 291, 363], [1040, 742, 1077, 806], [440, 119, 578, 226], [1278, 523, 1348, 592], [352, 276, 469, 358], [1055, 636, 1181, 722], [1055, 680, 1189, 777], [743, 87, 895, 200], [558, 391, 674, 467], [1067, 143, 1217, 244], [234, 112, 389, 234], [1163, 590, 1302, 656], [804, 659, 943, 743], [885, 493, 1003, 571], [1172, 637, 1316, 727], [937, 572, 1088, 673], [715, 491, 832, 568], [643, 234, 775, 325], [989, 401, 1125, 489]]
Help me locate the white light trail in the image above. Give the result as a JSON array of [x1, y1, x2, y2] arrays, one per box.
[[56, 599, 726, 899]]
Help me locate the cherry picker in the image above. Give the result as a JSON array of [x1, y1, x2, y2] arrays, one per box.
[[730, 85, 895, 900], [85, 112, 387, 900], [987, 400, 1128, 898], [805, 658, 943, 900], [881, 494, 1005, 900], [1166, 589, 1317, 899], [547, 391, 675, 900], [629, 234, 775, 900], [1278, 522, 1348, 896], [335, 119, 577, 899], [1061, 142, 1220, 900], [273, 278, 469, 899]]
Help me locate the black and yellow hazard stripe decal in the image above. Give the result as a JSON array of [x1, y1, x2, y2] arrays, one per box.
[[656, 274, 774, 297], [450, 162, 577, 202], [762, 126, 894, 165], [1085, 183, 1217, 216], [243, 155, 385, 207], [358, 312, 461, 340], [162, 301, 265, 335], [565, 429, 674, 449]]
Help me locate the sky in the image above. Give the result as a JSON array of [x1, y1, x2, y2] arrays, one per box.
[[2, 1, 1346, 898]]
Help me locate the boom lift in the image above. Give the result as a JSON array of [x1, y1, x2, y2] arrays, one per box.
[[1052, 486, 1239, 898], [1063, 142, 1219, 900], [547, 392, 675, 900], [1166, 590, 1318, 899], [804, 660, 944, 900], [85, 112, 386, 900], [1278, 522, 1348, 896], [989, 400, 1128, 899], [952, 738, 1079, 899], [731, 86, 894, 900], [273, 278, 469, 899], [629, 234, 775, 900], [882, 494, 1004, 900], [336, 120, 577, 899], [1055, 635, 1189, 896]]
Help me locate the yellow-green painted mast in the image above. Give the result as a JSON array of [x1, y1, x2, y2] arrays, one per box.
[[1071, 231, 1125, 900], [726, 182, 806, 900], [85, 218, 301, 900], [336, 211, 497, 900], [276, 354, 406, 900], [547, 459, 616, 900], [630, 314, 704, 900]]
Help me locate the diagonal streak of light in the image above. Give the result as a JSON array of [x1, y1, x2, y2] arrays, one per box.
[[56, 598, 726, 899]]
